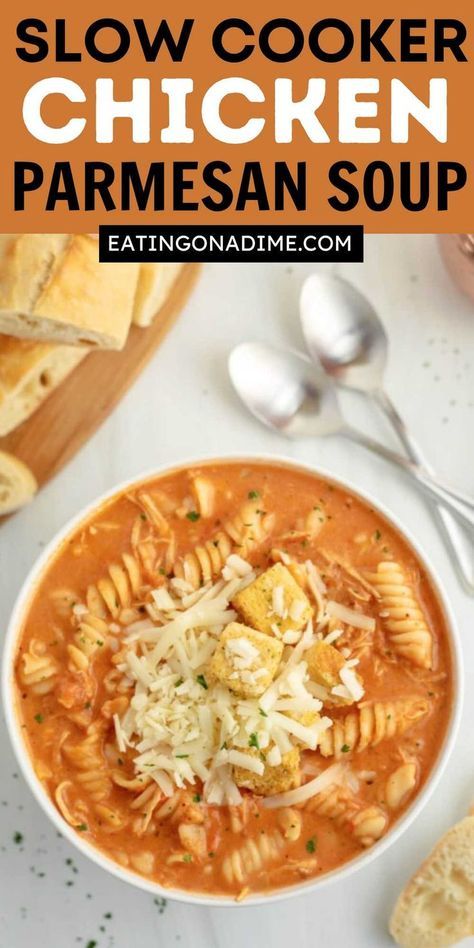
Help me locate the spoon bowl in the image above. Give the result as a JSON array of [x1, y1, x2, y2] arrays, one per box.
[[300, 273, 388, 392], [228, 342, 344, 439], [228, 340, 474, 537], [299, 272, 474, 593]]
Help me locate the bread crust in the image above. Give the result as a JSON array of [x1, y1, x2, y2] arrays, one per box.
[[0, 450, 37, 514], [0, 336, 86, 436], [132, 263, 182, 327], [389, 816, 474, 948], [0, 235, 139, 349]]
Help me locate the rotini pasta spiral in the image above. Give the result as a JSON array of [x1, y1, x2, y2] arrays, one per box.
[[319, 698, 430, 758], [86, 553, 142, 621], [365, 561, 433, 669], [63, 726, 111, 801], [305, 784, 388, 847], [20, 641, 59, 695], [173, 498, 275, 589], [173, 530, 233, 589], [67, 613, 109, 670], [222, 830, 286, 885]]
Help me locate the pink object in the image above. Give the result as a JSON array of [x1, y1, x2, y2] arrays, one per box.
[[439, 235, 474, 303]]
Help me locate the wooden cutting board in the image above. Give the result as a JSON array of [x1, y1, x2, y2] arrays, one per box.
[[0, 264, 201, 506]]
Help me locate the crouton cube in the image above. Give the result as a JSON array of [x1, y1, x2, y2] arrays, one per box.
[[209, 622, 283, 698], [305, 641, 363, 707], [232, 563, 312, 637], [233, 746, 300, 796], [305, 640, 345, 689], [288, 710, 322, 729]]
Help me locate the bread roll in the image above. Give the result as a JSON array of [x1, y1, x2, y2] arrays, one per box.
[[0, 450, 37, 514], [389, 816, 474, 947], [0, 336, 86, 436], [132, 263, 182, 328], [0, 235, 139, 349]]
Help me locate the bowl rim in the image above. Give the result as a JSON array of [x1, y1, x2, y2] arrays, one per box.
[[2, 452, 464, 907]]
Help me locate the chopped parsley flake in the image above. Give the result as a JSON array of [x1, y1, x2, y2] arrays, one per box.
[[196, 674, 208, 690], [33, 713, 43, 724], [182, 853, 193, 863], [248, 490, 260, 499], [13, 831, 23, 844], [76, 823, 88, 832], [305, 837, 317, 854], [193, 794, 201, 803], [373, 529, 382, 541], [341, 744, 351, 753], [175, 754, 189, 759], [248, 733, 260, 750], [186, 511, 200, 522], [259, 708, 268, 717]]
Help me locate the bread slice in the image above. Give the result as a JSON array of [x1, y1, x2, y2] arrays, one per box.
[[132, 263, 182, 327], [0, 450, 37, 514], [389, 816, 474, 947], [0, 235, 139, 349], [0, 336, 86, 436]]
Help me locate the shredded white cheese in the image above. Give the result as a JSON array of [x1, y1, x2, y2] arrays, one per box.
[[117, 560, 334, 804], [263, 763, 347, 809], [272, 585, 285, 618], [326, 600, 376, 632], [339, 666, 365, 702]]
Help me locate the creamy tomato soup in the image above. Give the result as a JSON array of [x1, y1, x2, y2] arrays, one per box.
[[13, 462, 453, 897]]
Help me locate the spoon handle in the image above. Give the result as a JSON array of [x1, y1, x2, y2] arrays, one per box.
[[374, 389, 474, 594], [341, 427, 474, 537]]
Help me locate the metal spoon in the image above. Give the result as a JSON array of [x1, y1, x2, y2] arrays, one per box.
[[228, 342, 474, 536], [300, 273, 474, 593]]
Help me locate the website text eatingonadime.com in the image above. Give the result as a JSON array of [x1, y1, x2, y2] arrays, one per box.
[[104, 229, 355, 257]]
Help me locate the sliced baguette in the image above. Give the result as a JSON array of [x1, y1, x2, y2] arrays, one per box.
[[389, 816, 474, 948], [0, 235, 139, 349], [0, 450, 37, 514], [132, 263, 183, 327], [0, 336, 86, 436]]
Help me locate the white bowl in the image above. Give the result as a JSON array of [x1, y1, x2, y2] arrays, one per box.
[[2, 454, 463, 906]]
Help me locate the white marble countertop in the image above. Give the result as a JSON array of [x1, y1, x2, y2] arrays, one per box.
[[1, 235, 473, 948]]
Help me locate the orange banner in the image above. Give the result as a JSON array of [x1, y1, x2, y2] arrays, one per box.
[[1, 0, 473, 232]]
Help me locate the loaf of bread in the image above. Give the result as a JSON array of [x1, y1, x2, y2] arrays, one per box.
[[0, 336, 86, 436], [389, 815, 474, 948], [0, 450, 37, 514], [0, 235, 139, 349], [132, 263, 182, 327]]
